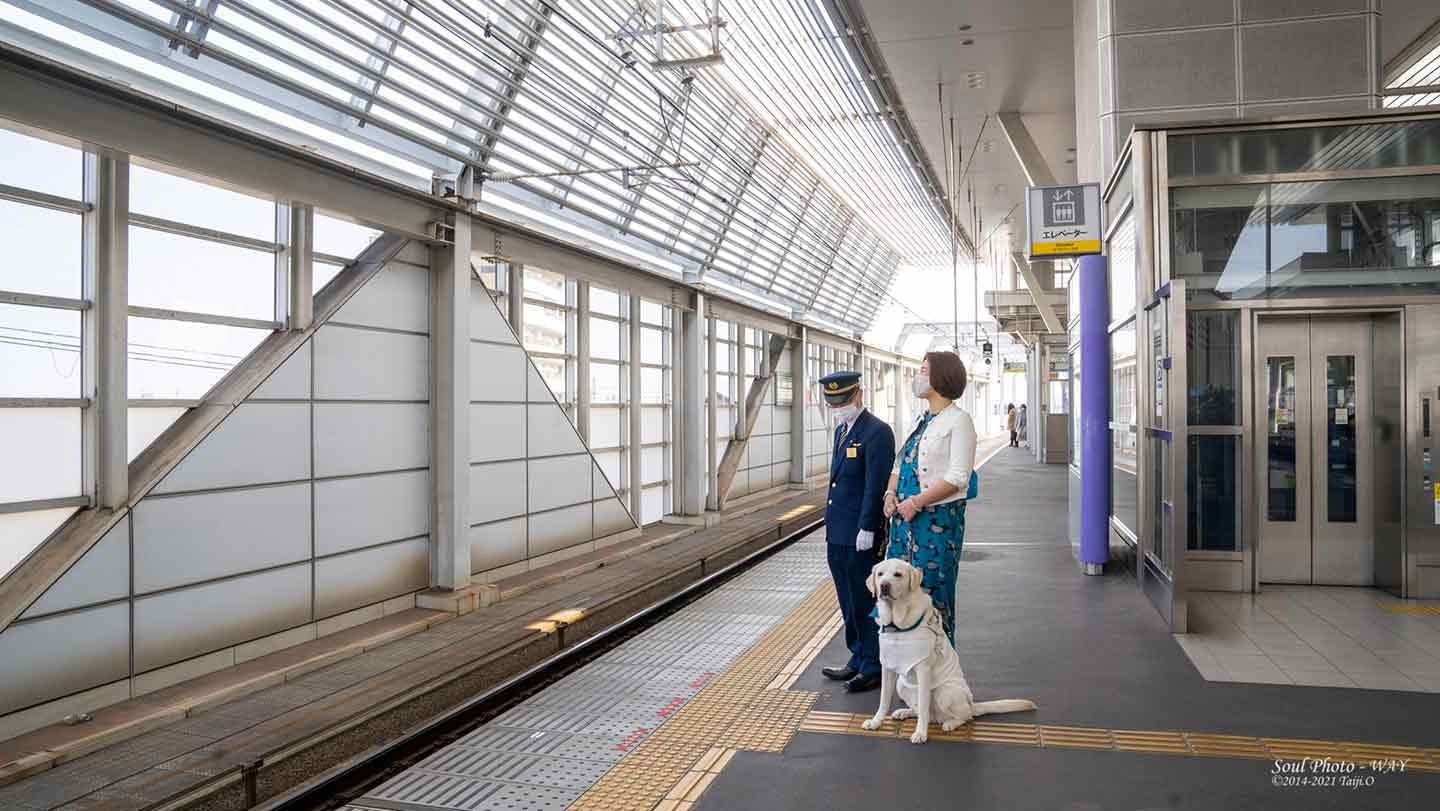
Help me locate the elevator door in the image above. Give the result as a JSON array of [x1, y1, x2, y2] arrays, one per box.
[[1257, 317, 1373, 585]]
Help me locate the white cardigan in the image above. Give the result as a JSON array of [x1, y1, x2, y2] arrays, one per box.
[[892, 404, 977, 506]]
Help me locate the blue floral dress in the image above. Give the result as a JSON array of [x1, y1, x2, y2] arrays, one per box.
[[887, 412, 967, 644]]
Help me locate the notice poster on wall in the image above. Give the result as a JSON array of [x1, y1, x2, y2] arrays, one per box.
[[1434, 482, 1440, 525]]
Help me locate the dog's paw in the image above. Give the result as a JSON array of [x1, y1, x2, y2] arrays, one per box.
[[860, 716, 885, 731], [908, 729, 928, 744], [941, 720, 965, 732], [890, 708, 915, 720]]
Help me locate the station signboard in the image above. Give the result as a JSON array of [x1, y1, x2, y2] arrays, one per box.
[[1026, 183, 1103, 260]]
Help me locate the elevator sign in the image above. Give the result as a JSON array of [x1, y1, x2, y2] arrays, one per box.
[[1026, 183, 1103, 260]]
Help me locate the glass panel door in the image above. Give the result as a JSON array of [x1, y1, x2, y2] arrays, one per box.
[[1325, 356, 1358, 523], [1309, 318, 1373, 585], [1266, 356, 1298, 522], [1139, 280, 1187, 631]]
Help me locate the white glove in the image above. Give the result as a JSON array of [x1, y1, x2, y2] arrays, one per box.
[[855, 529, 874, 552]]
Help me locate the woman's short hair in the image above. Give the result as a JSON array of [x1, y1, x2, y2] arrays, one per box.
[[924, 351, 967, 399]]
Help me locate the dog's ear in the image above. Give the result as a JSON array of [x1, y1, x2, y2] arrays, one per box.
[[865, 565, 877, 596], [908, 565, 923, 592]]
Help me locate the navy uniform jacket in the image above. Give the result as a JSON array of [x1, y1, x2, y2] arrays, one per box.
[[825, 409, 897, 546]]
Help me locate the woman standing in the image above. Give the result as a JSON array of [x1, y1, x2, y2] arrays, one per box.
[[883, 351, 977, 643], [1006, 403, 1018, 447]]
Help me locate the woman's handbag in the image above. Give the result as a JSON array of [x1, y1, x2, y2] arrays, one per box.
[[966, 470, 979, 500]]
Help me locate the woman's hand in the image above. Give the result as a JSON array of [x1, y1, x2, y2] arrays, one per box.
[[897, 497, 921, 522], [883, 492, 898, 518]]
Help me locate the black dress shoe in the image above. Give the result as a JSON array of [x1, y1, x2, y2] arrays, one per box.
[[821, 665, 857, 681], [844, 672, 882, 693]]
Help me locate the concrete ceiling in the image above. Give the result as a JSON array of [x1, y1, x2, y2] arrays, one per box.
[[855, 0, 1078, 260]]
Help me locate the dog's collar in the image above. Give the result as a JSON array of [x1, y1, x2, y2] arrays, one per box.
[[870, 605, 926, 634]]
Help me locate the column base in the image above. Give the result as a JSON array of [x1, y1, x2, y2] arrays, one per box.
[[1081, 562, 1105, 576], [416, 583, 501, 615]]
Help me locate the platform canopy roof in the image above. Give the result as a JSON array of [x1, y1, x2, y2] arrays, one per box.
[[0, 0, 993, 336]]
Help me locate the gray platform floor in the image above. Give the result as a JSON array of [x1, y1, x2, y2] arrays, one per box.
[[344, 536, 835, 811], [701, 447, 1440, 809]]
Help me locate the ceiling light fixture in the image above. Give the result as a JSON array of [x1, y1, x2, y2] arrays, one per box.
[[958, 24, 972, 31], [961, 38, 975, 46]]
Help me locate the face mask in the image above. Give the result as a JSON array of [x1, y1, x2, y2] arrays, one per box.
[[911, 374, 931, 398], [831, 403, 860, 424]]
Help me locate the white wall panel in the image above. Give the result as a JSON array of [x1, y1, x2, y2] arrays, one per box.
[[592, 460, 618, 499], [528, 503, 592, 557], [313, 326, 428, 401], [315, 469, 429, 557], [314, 402, 429, 477], [153, 403, 310, 494], [470, 282, 516, 343], [469, 404, 526, 463], [333, 263, 429, 333], [528, 454, 591, 512], [755, 404, 774, 435], [134, 563, 311, 672], [133, 483, 311, 593], [470, 516, 525, 575], [251, 342, 311, 400], [22, 516, 129, 619], [0, 604, 129, 715], [594, 498, 633, 538], [526, 362, 556, 403], [770, 434, 791, 463], [527, 405, 584, 458], [470, 460, 526, 524], [748, 439, 772, 468], [470, 342, 526, 402], [314, 538, 428, 618]]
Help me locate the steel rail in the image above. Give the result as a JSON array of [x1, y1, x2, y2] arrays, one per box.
[[251, 515, 824, 811]]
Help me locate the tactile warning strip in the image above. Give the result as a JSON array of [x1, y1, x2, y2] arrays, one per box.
[[797, 711, 1440, 772], [568, 581, 838, 810], [1380, 602, 1440, 615]]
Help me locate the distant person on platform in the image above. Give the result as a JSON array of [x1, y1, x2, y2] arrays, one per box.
[[817, 370, 896, 693], [1018, 404, 1028, 448], [1006, 403, 1019, 447]]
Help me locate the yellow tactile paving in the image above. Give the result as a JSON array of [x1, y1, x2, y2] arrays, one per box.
[[799, 710, 1440, 772], [575, 565, 1440, 811], [568, 583, 838, 810], [1379, 602, 1440, 615]]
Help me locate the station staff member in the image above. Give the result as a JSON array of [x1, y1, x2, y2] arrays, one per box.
[[817, 370, 896, 693]]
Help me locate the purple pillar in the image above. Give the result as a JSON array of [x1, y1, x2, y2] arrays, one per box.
[[1078, 254, 1110, 572]]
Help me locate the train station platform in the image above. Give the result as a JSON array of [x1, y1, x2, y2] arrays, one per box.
[[336, 446, 1439, 811], [0, 484, 824, 810]]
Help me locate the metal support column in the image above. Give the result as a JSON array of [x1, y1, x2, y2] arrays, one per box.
[[575, 282, 591, 444], [705, 316, 719, 511], [735, 324, 748, 435], [628, 294, 644, 521], [82, 150, 128, 510], [277, 202, 313, 330], [789, 329, 807, 484], [507, 262, 525, 332], [1079, 253, 1110, 574], [431, 170, 473, 590], [678, 292, 705, 516], [891, 364, 903, 437]]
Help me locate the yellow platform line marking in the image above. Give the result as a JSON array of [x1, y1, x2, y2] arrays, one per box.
[[1379, 602, 1440, 615], [569, 585, 839, 810], [799, 711, 1440, 772]]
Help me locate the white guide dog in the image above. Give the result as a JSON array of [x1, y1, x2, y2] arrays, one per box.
[[861, 558, 1037, 744]]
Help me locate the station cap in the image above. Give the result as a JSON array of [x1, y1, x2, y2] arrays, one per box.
[[817, 371, 861, 405]]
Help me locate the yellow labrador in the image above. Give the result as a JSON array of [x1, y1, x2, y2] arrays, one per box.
[[861, 558, 1036, 744]]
